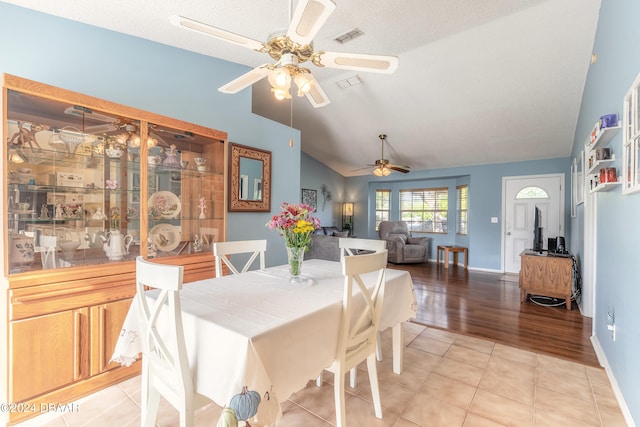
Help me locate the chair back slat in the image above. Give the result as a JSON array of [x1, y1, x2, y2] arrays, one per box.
[[339, 250, 387, 364], [338, 238, 386, 261], [213, 240, 266, 276], [135, 257, 192, 399]]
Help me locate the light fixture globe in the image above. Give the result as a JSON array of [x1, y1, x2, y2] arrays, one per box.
[[271, 87, 292, 100], [270, 68, 291, 88], [293, 71, 313, 96]]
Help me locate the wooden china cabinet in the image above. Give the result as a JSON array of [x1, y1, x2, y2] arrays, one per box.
[[2, 74, 226, 424]]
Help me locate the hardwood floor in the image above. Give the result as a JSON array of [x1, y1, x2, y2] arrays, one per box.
[[392, 261, 599, 367]]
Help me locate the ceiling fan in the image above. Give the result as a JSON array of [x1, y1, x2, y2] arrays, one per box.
[[370, 134, 410, 176], [169, 0, 399, 108]]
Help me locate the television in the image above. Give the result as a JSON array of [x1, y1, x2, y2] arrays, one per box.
[[533, 206, 544, 253]]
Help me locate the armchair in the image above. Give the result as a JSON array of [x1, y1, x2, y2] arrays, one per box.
[[378, 221, 431, 264]]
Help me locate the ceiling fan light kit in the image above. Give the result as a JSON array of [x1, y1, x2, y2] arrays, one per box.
[[373, 165, 391, 176], [170, 0, 398, 108], [370, 134, 410, 176]]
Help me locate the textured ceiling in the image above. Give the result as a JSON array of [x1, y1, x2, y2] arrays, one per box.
[[3, 0, 602, 176]]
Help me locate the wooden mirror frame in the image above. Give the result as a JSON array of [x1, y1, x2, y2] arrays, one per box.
[[228, 142, 272, 212]]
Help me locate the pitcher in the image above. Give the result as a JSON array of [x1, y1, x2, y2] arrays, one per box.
[[103, 230, 133, 261]]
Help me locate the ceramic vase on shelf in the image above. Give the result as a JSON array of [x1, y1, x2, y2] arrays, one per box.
[[286, 246, 306, 282]]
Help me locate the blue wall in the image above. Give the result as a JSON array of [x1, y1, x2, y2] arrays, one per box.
[[570, 0, 640, 422], [342, 157, 569, 270], [0, 3, 302, 267], [300, 152, 345, 228]]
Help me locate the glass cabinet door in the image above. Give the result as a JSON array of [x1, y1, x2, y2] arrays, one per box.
[[146, 123, 225, 258], [5, 91, 134, 273], [5, 82, 225, 274]]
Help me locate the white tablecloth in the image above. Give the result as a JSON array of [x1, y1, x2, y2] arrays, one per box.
[[111, 259, 416, 407]]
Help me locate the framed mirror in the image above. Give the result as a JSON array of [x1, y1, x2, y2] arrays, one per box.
[[228, 142, 271, 211]]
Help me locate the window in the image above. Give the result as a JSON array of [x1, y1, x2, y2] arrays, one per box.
[[456, 185, 468, 235], [400, 188, 448, 233], [622, 70, 640, 194], [375, 190, 391, 230], [516, 187, 548, 199]]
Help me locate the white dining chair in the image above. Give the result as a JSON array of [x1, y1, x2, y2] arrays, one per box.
[[213, 239, 267, 276], [135, 256, 211, 427], [338, 237, 386, 261], [318, 250, 388, 427], [39, 235, 58, 269], [340, 237, 387, 366]]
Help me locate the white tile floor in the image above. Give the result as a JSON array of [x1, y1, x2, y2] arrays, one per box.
[[16, 323, 627, 427]]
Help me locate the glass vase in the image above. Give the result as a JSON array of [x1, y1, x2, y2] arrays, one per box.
[[286, 246, 305, 282]]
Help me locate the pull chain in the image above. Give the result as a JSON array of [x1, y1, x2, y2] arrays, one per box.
[[289, 96, 294, 147]]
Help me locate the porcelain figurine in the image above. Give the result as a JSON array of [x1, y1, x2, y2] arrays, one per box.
[[198, 196, 207, 219], [162, 144, 181, 169], [193, 234, 203, 253], [92, 207, 106, 220]]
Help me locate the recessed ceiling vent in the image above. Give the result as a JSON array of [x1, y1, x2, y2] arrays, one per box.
[[336, 75, 361, 89], [333, 28, 364, 44]]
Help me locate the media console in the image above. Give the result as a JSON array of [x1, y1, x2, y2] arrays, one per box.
[[519, 250, 573, 310]]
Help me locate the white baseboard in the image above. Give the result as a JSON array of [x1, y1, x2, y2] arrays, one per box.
[[591, 335, 636, 427]]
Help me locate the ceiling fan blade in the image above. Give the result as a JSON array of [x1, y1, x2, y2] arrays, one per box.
[[169, 15, 265, 52], [287, 0, 336, 46], [388, 165, 410, 174], [218, 66, 270, 94], [304, 74, 331, 108], [316, 51, 399, 74]]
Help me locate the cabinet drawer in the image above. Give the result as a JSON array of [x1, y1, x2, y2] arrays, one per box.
[[10, 275, 135, 321]]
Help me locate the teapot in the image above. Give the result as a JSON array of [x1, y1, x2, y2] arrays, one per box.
[[103, 230, 133, 261]]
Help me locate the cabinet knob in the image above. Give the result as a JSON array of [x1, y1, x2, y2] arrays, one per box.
[[506, 232, 511, 236]]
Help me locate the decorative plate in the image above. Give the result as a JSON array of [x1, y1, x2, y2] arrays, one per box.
[[149, 224, 181, 252], [148, 191, 181, 219]]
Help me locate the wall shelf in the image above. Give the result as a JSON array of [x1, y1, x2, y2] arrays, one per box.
[[589, 181, 621, 194], [586, 155, 615, 175], [585, 122, 621, 151]]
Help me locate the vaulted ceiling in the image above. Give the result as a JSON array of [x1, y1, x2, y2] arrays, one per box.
[[3, 0, 602, 176]]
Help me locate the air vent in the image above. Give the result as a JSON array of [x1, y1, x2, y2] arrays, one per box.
[[333, 28, 364, 44], [336, 75, 361, 89]]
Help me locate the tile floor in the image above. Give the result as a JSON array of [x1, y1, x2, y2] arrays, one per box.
[[17, 323, 627, 427]]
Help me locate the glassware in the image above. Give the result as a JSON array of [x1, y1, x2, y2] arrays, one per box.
[[286, 246, 305, 282]]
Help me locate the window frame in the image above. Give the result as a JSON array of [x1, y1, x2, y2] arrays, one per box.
[[456, 184, 468, 235], [374, 189, 391, 231], [399, 187, 448, 234]]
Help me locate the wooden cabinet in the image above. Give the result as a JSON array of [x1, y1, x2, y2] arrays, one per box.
[[90, 298, 134, 375], [3, 74, 228, 424], [10, 308, 88, 403], [519, 251, 573, 310]]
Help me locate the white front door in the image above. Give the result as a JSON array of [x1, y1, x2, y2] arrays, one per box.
[[502, 174, 564, 273]]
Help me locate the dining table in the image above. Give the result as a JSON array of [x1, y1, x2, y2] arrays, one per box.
[[110, 258, 416, 411]]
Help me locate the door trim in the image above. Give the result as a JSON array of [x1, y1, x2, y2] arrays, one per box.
[[501, 173, 565, 273]]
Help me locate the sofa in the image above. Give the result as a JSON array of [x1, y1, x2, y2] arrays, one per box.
[[378, 221, 431, 264], [304, 226, 349, 262]]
